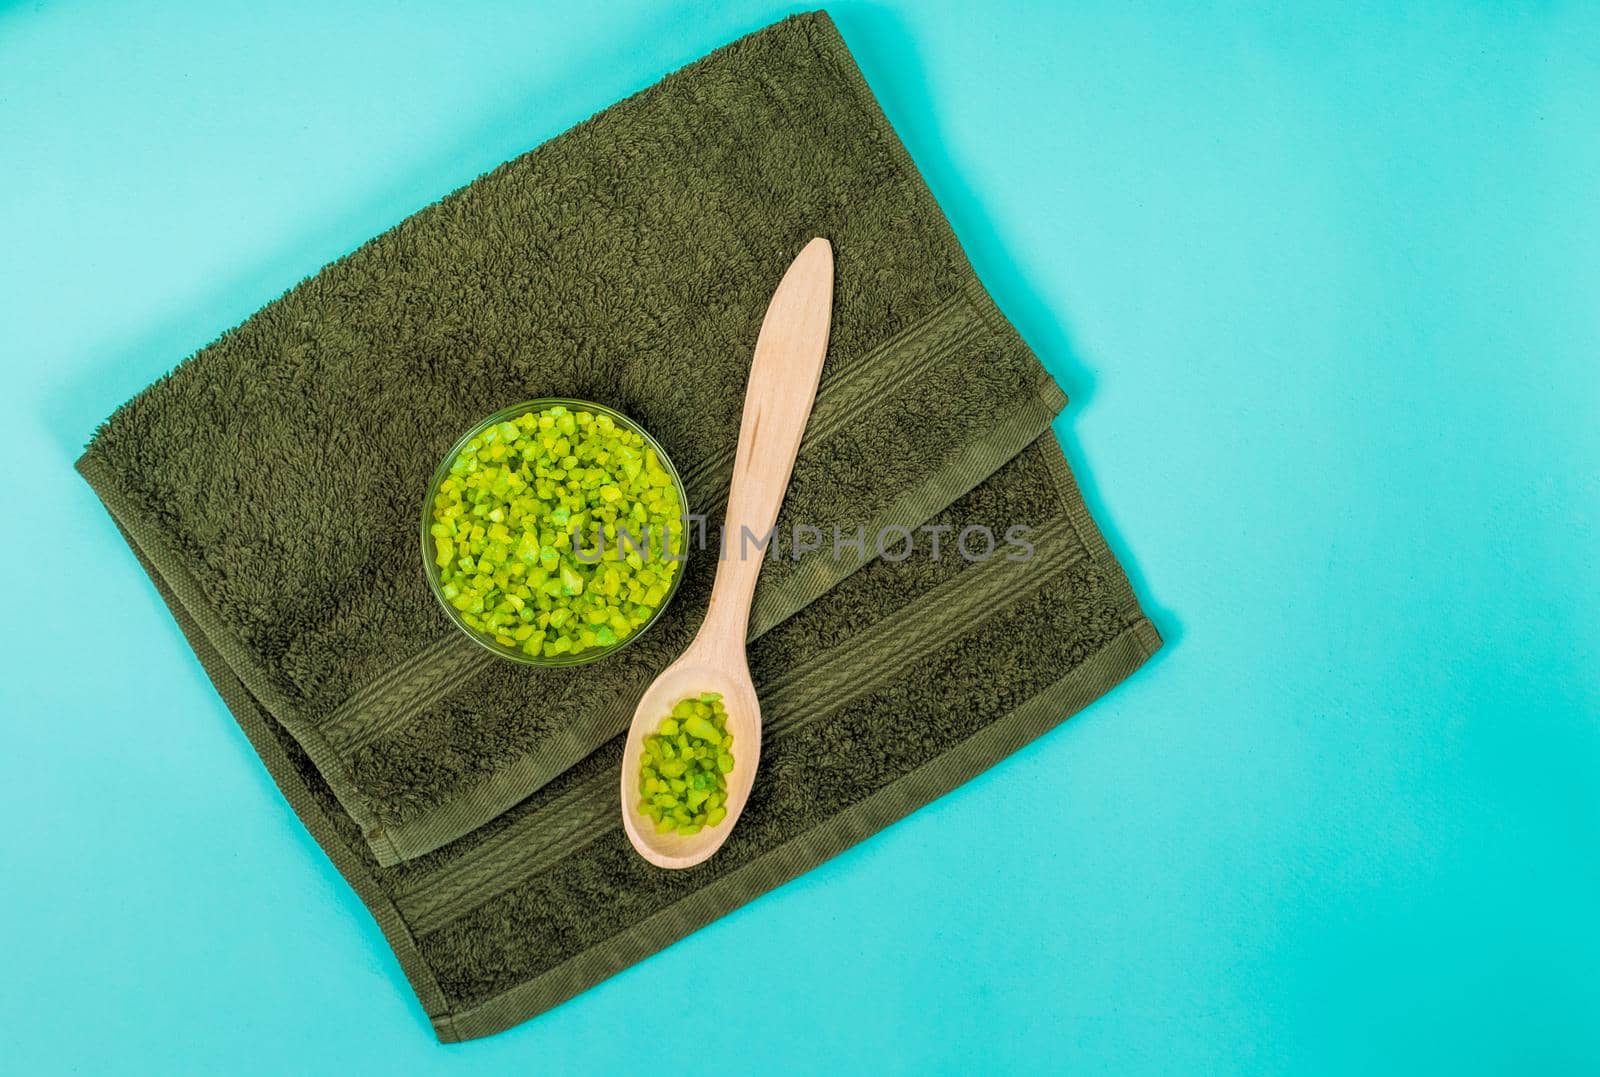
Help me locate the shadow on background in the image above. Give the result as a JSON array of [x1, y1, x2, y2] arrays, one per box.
[[834, 2, 1181, 650]]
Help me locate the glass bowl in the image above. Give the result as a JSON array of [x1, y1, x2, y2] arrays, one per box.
[[420, 398, 689, 666]]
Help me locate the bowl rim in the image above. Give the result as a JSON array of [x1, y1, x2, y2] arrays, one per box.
[[419, 396, 690, 667]]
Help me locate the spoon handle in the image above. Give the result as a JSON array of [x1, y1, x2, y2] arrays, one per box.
[[702, 237, 834, 646]]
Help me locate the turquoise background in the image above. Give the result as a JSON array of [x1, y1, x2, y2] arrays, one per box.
[[4, 1, 1597, 1071]]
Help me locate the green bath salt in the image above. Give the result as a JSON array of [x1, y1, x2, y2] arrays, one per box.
[[638, 693, 733, 834], [429, 404, 683, 659]]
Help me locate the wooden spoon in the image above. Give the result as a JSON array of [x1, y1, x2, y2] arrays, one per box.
[[620, 237, 835, 868]]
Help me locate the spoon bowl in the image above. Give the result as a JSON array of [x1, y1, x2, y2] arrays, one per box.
[[620, 648, 762, 868]]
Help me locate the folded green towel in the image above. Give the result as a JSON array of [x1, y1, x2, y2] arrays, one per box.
[[79, 10, 1067, 865], [80, 11, 1161, 1040]]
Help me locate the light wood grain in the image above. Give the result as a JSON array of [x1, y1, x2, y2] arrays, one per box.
[[620, 237, 834, 869]]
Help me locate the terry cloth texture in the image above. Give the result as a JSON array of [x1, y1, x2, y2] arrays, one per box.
[[78, 10, 1067, 867], [79, 11, 1162, 1040]]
